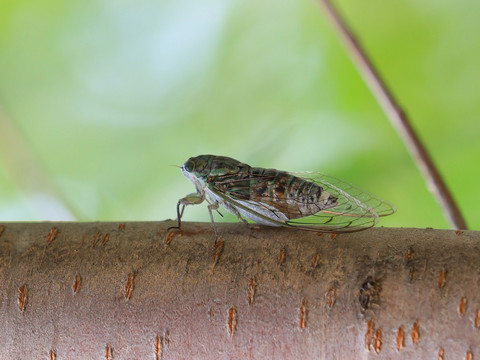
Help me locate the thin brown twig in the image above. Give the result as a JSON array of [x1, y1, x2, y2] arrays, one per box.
[[317, 0, 467, 230]]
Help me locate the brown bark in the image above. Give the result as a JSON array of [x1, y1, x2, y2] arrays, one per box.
[[0, 222, 478, 359]]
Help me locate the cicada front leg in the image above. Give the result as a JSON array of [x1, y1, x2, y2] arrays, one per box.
[[169, 192, 205, 232]]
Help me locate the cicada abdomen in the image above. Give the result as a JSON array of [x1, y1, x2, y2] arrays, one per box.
[[222, 167, 339, 220]]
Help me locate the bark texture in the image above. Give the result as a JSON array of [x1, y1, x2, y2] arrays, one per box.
[[0, 222, 478, 359]]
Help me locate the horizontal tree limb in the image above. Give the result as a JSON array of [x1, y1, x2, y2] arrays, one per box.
[[0, 222, 478, 359]]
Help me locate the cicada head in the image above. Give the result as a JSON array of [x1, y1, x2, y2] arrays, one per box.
[[181, 156, 213, 192], [182, 156, 210, 178]]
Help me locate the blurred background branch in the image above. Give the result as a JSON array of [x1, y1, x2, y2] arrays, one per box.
[[317, 0, 467, 230]]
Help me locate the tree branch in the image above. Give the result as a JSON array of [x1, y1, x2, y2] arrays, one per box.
[[0, 222, 478, 359], [316, 0, 467, 230]]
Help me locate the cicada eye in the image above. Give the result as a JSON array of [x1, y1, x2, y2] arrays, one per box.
[[183, 159, 195, 173]]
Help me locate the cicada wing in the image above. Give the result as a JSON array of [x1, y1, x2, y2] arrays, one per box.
[[206, 170, 395, 233], [211, 187, 378, 233], [295, 172, 396, 217], [206, 182, 291, 225], [272, 176, 373, 232], [208, 171, 302, 221]]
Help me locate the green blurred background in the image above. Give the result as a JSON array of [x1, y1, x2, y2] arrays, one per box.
[[0, 0, 478, 229]]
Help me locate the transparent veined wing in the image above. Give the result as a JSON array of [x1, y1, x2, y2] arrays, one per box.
[[296, 172, 396, 216], [207, 171, 395, 233], [281, 172, 396, 232]]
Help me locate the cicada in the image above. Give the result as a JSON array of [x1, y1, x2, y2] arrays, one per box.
[[172, 155, 395, 236]]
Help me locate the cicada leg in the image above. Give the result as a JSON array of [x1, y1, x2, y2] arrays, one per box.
[[206, 202, 220, 238], [168, 192, 205, 231], [219, 199, 249, 226]]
